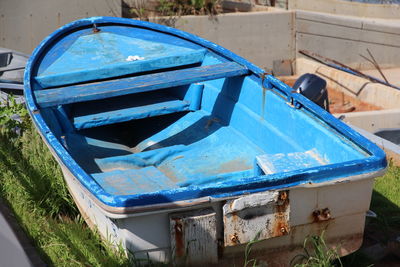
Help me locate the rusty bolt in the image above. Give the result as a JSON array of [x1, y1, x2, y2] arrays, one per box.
[[313, 208, 331, 222], [230, 233, 239, 244], [92, 23, 100, 33], [322, 208, 331, 219], [279, 225, 289, 234], [279, 191, 288, 201]]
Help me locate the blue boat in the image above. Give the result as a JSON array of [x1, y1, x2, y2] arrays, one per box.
[[24, 17, 386, 265]]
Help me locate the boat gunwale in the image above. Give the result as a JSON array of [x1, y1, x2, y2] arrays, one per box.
[[24, 17, 387, 210]]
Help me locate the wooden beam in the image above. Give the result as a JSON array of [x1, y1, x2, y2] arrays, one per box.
[[73, 99, 190, 130], [34, 62, 249, 107]]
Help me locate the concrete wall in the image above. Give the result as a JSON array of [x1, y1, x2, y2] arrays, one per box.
[[0, 0, 121, 54], [289, 0, 400, 19], [171, 10, 296, 71], [338, 109, 400, 133], [295, 10, 400, 70]]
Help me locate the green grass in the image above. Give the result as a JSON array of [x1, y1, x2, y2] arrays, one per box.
[[0, 124, 130, 266], [291, 231, 342, 267], [341, 164, 400, 266]]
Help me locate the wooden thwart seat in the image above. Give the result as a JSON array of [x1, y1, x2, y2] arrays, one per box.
[[72, 95, 190, 130], [255, 150, 326, 175], [34, 62, 249, 108], [35, 49, 208, 88]]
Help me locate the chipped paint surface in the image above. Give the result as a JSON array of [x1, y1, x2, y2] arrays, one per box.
[[170, 208, 218, 265], [223, 191, 290, 246], [256, 149, 329, 174]]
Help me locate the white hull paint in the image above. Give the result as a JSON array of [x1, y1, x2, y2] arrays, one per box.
[[57, 151, 383, 265]]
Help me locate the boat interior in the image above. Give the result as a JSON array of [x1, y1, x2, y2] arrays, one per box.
[[32, 25, 368, 196]]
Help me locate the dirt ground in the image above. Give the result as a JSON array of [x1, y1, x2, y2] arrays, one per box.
[[280, 77, 382, 114], [327, 88, 381, 113]]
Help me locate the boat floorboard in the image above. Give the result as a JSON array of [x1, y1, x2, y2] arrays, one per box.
[[66, 110, 329, 195]]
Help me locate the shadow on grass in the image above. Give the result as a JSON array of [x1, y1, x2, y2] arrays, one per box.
[[341, 185, 400, 267], [370, 190, 400, 235]]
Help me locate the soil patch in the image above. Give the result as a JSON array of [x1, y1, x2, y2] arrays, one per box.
[[280, 77, 382, 114]]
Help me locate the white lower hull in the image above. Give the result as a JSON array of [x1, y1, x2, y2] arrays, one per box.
[[60, 162, 382, 266]]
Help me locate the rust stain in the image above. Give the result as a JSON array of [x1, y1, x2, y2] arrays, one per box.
[[230, 233, 240, 245], [205, 117, 220, 130], [312, 208, 331, 222], [92, 23, 101, 33], [158, 165, 179, 182], [173, 218, 185, 257], [272, 190, 290, 237], [261, 72, 267, 119], [217, 159, 252, 174]]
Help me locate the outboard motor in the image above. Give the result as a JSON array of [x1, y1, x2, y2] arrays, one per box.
[[293, 73, 329, 112]]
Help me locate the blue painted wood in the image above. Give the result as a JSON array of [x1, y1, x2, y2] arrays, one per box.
[[73, 98, 189, 130], [34, 62, 249, 108], [36, 48, 207, 88], [188, 83, 204, 111], [256, 150, 325, 174], [91, 167, 178, 195]]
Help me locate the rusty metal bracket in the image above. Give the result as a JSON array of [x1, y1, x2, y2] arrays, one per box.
[[223, 190, 290, 247], [312, 208, 331, 222], [92, 23, 101, 33]]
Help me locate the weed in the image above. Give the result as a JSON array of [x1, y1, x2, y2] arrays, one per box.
[[157, 0, 220, 17], [125, 0, 220, 27], [243, 231, 262, 267], [291, 231, 342, 267], [127, 0, 151, 21], [0, 94, 29, 137]]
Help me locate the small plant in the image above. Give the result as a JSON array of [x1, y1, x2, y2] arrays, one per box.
[[128, 0, 151, 21], [0, 95, 29, 137], [158, 0, 220, 26], [243, 231, 262, 267], [291, 231, 342, 267], [125, 0, 220, 27], [157, 0, 219, 17]]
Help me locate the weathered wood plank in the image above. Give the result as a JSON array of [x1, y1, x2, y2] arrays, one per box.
[[73, 99, 190, 130], [34, 62, 249, 108], [91, 167, 177, 195], [170, 208, 218, 265], [256, 150, 327, 175], [35, 49, 207, 88]]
